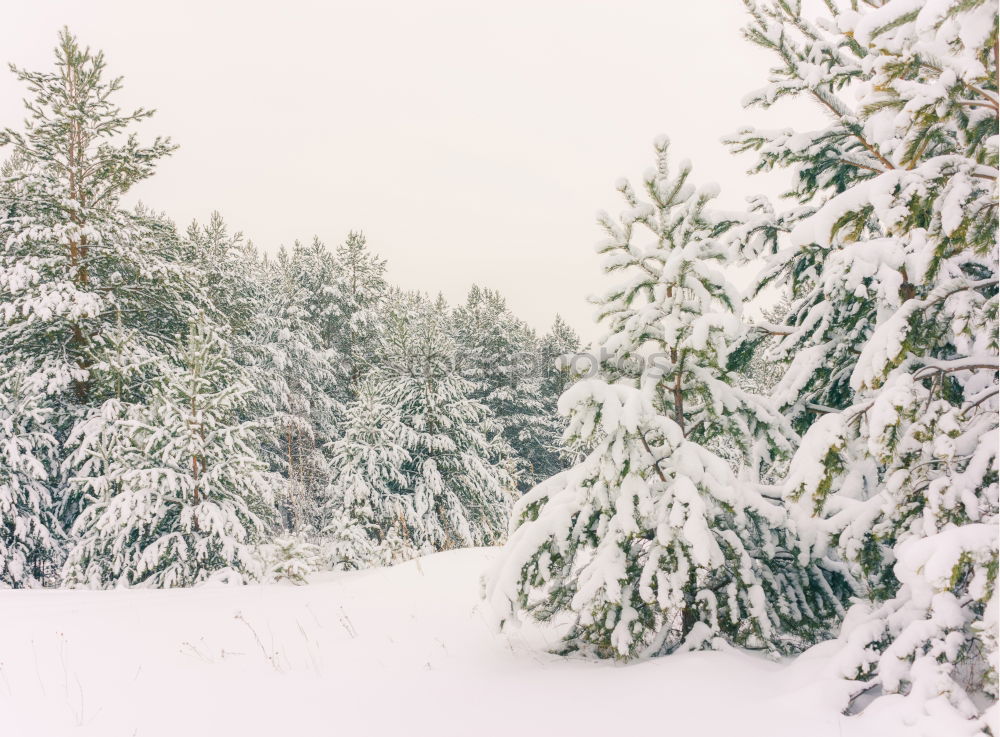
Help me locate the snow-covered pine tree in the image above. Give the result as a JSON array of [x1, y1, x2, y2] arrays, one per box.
[[0, 360, 62, 587], [0, 30, 198, 565], [250, 239, 339, 532], [184, 212, 263, 343], [539, 314, 581, 401], [535, 313, 582, 480], [486, 137, 853, 660], [273, 237, 339, 351], [322, 385, 416, 568], [729, 1, 998, 730], [0, 28, 190, 409], [452, 285, 553, 490], [63, 316, 274, 588], [326, 231, 388, 400], [390, 292, 515, 549], [324, 291, 514, 564]]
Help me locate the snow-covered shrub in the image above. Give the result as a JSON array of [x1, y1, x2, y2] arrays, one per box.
[[259, 534, 324, 584]]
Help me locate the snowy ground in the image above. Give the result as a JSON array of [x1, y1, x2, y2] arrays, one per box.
[[1, 548, 919, 737]]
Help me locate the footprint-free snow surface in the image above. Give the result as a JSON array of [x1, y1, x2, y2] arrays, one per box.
[[1, 548, 920, 736]]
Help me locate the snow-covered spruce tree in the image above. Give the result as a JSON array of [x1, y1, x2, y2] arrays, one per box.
[[0, 360, 62, 587], [452, 285, 555, 490], [486, 138, 853, 659], [324, 291, 514, 564], [729, 0, 998, 729], [63, 316, 274, 588]]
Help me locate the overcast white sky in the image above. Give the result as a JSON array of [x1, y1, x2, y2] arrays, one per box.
[[2, 1, 817, 337]]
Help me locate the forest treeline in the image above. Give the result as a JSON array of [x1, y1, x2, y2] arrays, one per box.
[[0, 30, 580, 588]]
